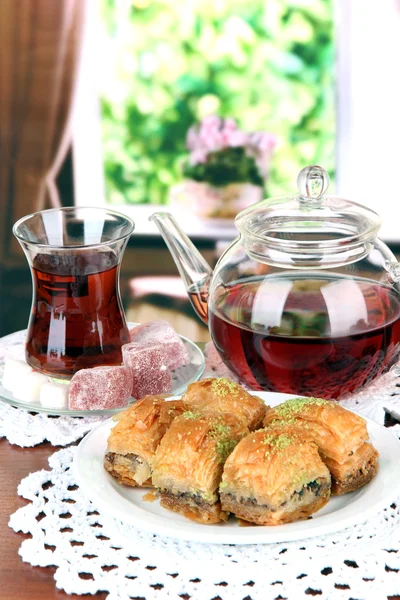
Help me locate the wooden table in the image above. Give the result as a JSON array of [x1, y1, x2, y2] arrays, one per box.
[[0, 439, 108, 600], [1, 422, 399, 600]]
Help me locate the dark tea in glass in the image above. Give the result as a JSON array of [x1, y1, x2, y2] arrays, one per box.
[[13, 207, 134, 378]]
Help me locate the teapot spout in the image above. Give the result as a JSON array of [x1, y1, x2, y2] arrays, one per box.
[[149, 212, 212, 324]]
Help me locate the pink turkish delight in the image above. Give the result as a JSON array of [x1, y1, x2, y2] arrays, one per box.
[[129, 320, 190, 370], [122, 341, 172, 399], [69, 366, 132, 411]]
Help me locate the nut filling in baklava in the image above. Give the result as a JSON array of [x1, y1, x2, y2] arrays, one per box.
[[104, 452, 151, 486], [221, 478, 331, 515]]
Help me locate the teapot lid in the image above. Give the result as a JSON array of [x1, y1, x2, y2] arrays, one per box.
[[235, 165, 381, 268]]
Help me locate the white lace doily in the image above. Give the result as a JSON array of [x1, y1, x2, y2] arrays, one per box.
[[0, 402, 107, 447], [9, 445, 400, 599]]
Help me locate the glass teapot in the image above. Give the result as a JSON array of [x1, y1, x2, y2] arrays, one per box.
[[151, 165, 400, 399]]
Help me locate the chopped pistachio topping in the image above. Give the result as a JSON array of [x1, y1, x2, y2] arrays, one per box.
[[261, 433, 295, 451], [209, 422, 231, 437], [208, 419, 238, 463], [268, 417, 296, 427], [219, 481, 229, 490], [215, 438, 238, 463], [182, 410, 202, 420], [273, 397, 330, 420], [210, 378, 241, 398]]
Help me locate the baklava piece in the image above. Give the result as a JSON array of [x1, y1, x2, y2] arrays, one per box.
[[263, 397, 378, 494], [104, 396, 184, 487], [220, 429, 331, 525], [182, 378, 267, 430], [152, 411, 249, 524], [323, 442, 379, 495]]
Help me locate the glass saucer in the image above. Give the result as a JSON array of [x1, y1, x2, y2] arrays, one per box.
[[0, 327, 205, 416]]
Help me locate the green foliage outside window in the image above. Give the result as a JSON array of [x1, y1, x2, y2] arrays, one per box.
[[100, 0, 335, 205]]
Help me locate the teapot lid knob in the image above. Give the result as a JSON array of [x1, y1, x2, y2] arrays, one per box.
[[297, 165, 330, 204]]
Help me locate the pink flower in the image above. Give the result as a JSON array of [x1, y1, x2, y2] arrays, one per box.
[[226, 130, 249, 147], [185, 116, 277, 178], [186, 127, 198, 151], [248, 131, 277, 154], [201, 115, 222, 131], [199, 129, 224, 152], [245, 131, 278, 179], [222, 118, 237, 131], [186, 116, 226, 153], [189, 149, 208, 166]]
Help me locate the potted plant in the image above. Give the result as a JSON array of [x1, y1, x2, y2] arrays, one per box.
[[170, 115, 276, 219]]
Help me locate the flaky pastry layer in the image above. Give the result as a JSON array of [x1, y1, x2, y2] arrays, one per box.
[[160, 491, 228, 524], [182, 378, 267, 430], [107, 396, 185, 464], [263, 397, 368, 464], [323, 442, 379, 495]]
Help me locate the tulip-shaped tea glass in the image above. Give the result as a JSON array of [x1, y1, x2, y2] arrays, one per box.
[[13, 207, 134, 378]]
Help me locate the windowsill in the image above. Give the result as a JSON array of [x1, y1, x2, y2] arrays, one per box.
[[108, 203, 238, 241]]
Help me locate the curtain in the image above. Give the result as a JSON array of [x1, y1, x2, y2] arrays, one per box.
[[0, 0, 86, 266]]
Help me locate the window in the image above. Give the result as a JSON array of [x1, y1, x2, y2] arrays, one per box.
[[73, 0, 400, 240], [74, 0, 335, 205]]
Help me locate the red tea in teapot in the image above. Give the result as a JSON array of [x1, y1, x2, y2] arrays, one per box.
[[26, 250, 129, 378], [210, 275, 400, 398]]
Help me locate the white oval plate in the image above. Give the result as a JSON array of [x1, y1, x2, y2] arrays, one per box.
[[74, 392, 400, 545]]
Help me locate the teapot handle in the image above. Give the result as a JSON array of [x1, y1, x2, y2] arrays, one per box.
[[385, 260, 400, 283], [374, 235, 400, 284]]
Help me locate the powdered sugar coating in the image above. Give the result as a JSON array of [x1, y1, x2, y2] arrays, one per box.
[[69, 366, 132, 410], [122, 341, 172, 398], [129, 320, 190, 370]]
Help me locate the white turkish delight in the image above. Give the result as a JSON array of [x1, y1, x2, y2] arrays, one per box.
[[12, 371, 49, 403], [40, 381, 70, 409], [1, 358, 32, 392]]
